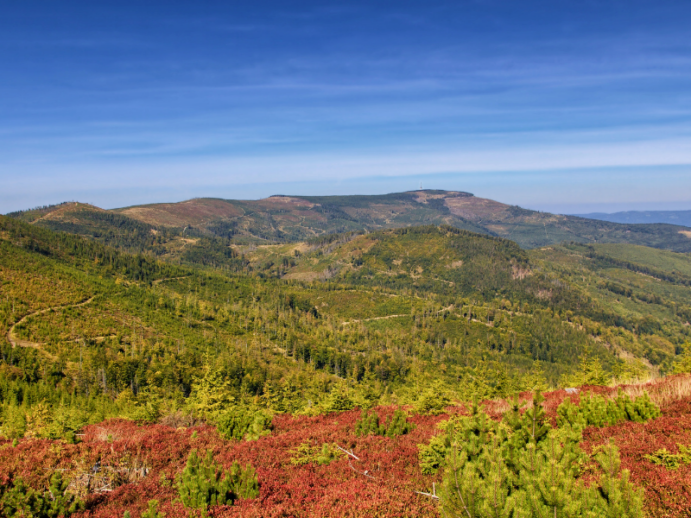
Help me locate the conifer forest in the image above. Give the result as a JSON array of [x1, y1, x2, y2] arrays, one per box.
[[2, 202, 691, 517]]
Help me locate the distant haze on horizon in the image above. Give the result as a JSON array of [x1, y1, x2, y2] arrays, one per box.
[[2, 0, 690, 215]]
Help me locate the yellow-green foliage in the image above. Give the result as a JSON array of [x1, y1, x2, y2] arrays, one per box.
[[560, 355, 612, 388], [290, 442, 343, 466], [414, 382, 450, 415], [2, 212, 690, 438], [140, 500, 164, 518], [177, 450, 258, 510], [422, 393, 644, 517], [321, 385, 357, 413], [644, 445, 691, 470], [215, 406, 273, 441], [557, 390, 660, 429], [187, 369, 235, 418], [0, 398, 106, 442], [354, 409, 413, 437], [0, 472, 84, 517], [673, 342, 691, 374], [417, 430, 450, 475]]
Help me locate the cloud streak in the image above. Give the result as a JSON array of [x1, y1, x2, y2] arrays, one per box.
[[1, 0, 690, 213]]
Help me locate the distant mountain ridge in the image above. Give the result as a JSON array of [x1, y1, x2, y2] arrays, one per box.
[[574, 210, 691, 228], [6, 190, 691, 253]]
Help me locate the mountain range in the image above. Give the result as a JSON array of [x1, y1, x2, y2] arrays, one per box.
[[8, 190, 691, 253], [575, 210, 691, 228]]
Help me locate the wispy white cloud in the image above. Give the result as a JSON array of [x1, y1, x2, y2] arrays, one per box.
[[1, 0, 690, 213]]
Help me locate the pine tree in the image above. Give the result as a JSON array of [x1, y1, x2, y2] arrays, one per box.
[[0, 472, 84, 517], [216, 406, 272, 441], [354, 410, 380, 436], [188, 369, 235, 418], [435, 392, 645, 517], [384, 409, 414, 437], [177, 449, 259, 511], [355, 409, 413, 437], [140, 500, 164, 518], [595, 441, 644, 518], [415, 381, 450, 415], [557, 391, 660, 429]]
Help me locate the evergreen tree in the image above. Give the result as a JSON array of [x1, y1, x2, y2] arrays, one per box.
[[0, 472, 84, 518], [140, 500, 164, 518], [560, 354, 611, 388], [216, 406, 272, 441], [432, 392, 644, 518], [595, 441, 644, 518], [557, 391, 660, 429], [188, 369, 234, 418], [177, 449, 258, 511], [355, 409, 413, 437]]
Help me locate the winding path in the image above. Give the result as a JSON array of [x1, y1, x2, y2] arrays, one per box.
[[341, 313, 409, 325], [5, 273, 188, 353], [6, 296, 96, 351], [152, 275, 189, 285]]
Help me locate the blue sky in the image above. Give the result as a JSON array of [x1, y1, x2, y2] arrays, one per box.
[[1, 0, 690, 214]]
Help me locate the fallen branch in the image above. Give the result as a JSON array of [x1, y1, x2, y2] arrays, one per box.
[[415, 482, 440, 500], [335, 445, 360, 461], [336, 444, 375, 480]]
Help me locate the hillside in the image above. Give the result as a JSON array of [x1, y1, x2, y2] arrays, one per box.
[[8, 191, 691, 253], [3, 215, 690, 397], [2, 215, 691, 516], [112, 191, 691, 251], [240, 226, 691, 372]]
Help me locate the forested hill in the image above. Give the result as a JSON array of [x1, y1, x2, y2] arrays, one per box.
[[3, 214, 689, 400], [0, 214, 185, 283], [8, 191, 691, 252]]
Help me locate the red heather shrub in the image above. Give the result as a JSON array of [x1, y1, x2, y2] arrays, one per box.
[[2, 410, 445, 518], [582, 396, 691, 518], [5, 377, 691, 517]]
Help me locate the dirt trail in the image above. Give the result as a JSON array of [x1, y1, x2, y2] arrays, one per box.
[[342, 313, 409, 325], [7, 296, 96, 355], [152, 276, 189, 285]]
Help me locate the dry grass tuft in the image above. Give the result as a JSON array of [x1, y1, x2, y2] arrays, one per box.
[[92, 426, 123, 443], [617, 374, 691, 408], [477, 375, 691, 422], [67, 457, 149, 497], [159, 410, 203, 429]]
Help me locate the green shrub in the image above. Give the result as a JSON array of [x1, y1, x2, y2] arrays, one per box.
[[557, 390, 660, 429], [0, 472, 84, 517], [417, 432, 450, 474], [187, 369, 234, 419], [414, 382, 450, 415], [47, 405, 90, 441], [354, 409, 414, 437], [355, 409, 380, 436], [0, 404, 27, 439], [644, 444, 691, 470], [176, 450, 259, 511], [216, 406, 273, 441], [323, 386, 356, 413], [419, 392, 644, 517], [140, 500, 164, 518], [290, 442, 343, 466], [560, 354, 612, 387]]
